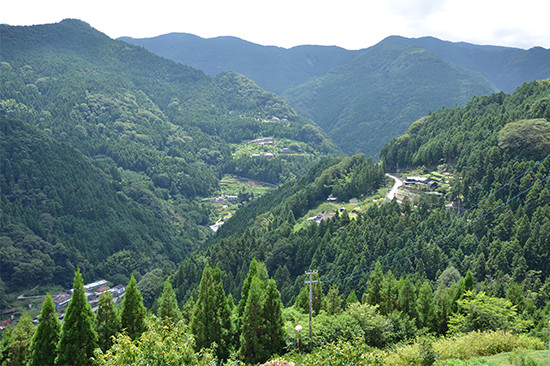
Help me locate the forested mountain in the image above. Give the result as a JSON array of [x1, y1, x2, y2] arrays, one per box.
[[382, 36, 550, 93], [0, 19, 339, 291], [0, 117, 190, 294], [119, 33, 359, 94], [172, 79, 550, 317], [283, 43, 497, 157], [124, 33, 550, 158]]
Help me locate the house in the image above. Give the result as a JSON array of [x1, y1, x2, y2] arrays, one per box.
[[95, 285, 109, 294], [307, 212, 336, 224], [405, 176, 438, 189], [55, 295, 71, 308], [210, 196, 225, 204], [2, 308, 17, 316], [226, 195, 239, 203], [82, 279, 107, 292], [327, 194, 337, 202], [349, 199, 358, 205], [0, 319, 12, 330]]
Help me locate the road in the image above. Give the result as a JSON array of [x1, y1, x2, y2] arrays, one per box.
[[385, 173, 403, 202]]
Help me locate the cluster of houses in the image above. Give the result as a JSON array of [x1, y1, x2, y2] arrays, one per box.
[[210, 195, 239, 204], [209, 214, 233, 232], [248, 137, 274, 145], [0, 279, 126, 329], [307, 212, 337, 224], [404, 176, 439, 189], [53, 279, 125, 321], [250, 152, 274, 158]]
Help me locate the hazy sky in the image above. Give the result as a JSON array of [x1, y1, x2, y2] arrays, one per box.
[[2, 0, 549, 50]]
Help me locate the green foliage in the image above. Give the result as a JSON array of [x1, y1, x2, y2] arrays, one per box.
[[1, 311, 34, 366], [96, 291, 121, 351], [157, 280, 182, 324], [238, 260, 286, 364], [0, 19, 339, 291], [281, 331, 544, 366], [448, 291, 531, 334], [190, 264, 232, 361], [498, 118, 550, 160], [121, 274, 147, 341], [93, 316, 217, 366], [29, 294, 60, 365], [56, 268, 98, 366], [284, 42, 497, 157]]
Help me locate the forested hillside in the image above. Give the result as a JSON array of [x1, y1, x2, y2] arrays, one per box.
[[172, 79, 550, 339], [128, 33, 550, 160], [0, 19, 339, 291], [283, 42, 497, 157], [119, 33, 359, 94], [0, 117, 191, 289]]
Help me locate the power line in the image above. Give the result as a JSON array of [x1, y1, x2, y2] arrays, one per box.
[[319, 152, 550, 284], [320, 173, 550, 284]]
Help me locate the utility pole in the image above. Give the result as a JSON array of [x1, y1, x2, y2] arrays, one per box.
[[305, 270, 318, 352]]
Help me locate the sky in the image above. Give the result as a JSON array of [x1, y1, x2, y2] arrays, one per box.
[[2, 0, 550, 50]]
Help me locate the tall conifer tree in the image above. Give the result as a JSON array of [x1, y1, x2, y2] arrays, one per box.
[[190, 264, 232, 360], [261, 279, 286, 357], [29, 294, 60, 365], [157, 280, 182, 323], [96, 291, 121, 351], [56, 268, 98, 366], [4, 311, 34, 366], [121, 274, 147, 340], [239, 275, 266, 363]]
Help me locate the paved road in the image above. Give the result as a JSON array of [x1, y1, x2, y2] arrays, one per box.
[[385, 173, 403, 202]]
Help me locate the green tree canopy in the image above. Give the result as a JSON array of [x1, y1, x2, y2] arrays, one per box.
[[157, 280, 182, 324], [121, 274, 147, 340], [29, 294, 60, 365], [448, 291, 531, 334], [96, 291, 121, 351], [56, 268, 98, 365], [190, 264, 232, 360]]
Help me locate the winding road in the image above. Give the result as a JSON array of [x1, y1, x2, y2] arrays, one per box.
[[385, 173, 404, 202]]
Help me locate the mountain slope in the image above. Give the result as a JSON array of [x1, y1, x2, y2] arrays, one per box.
[[381, 36, 550, 93], [123, 33, 550, 158], [284, 43, 497, 156], [0, 117, 192, 288], [172, 79, 550, 309], [119, 33, 359, 94], [0, 19, 339, 290]]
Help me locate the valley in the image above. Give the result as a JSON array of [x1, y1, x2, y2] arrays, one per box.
[[1, 18, 550, 366]]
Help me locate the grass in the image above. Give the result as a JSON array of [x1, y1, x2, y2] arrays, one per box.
[[230, 138, 311, 158], [279, 331, 545, 366], [442, 350, 548, 365]]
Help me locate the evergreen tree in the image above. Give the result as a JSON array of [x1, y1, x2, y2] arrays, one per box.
[[121, 274, 147, 340], [345, 290, 359, 308], [157, 280, 182, 323], [56, 269, 98, 366], [0, 324, 12, 365], [261, 279, 286, 358], [397, 277, 417, 320], [464, 269, 474, 292], [366, 262, 384, 306], [190, 264, 232, 360], [96, 291, 121, 351], [29, 294, 60, 366], [181, 295, 195, 322], [3, 311, 34, 366], [416, 280, 434, 331], [237, 259, 268, 319], [323, 285, 342, 315], [239, 275, 267, 363]]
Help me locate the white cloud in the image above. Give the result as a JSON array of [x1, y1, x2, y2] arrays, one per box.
[[2, 0, 549, 49]]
